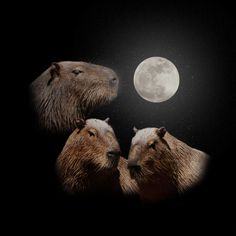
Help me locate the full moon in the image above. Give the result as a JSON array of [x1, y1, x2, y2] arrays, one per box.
[[134, 57, 180, 103]]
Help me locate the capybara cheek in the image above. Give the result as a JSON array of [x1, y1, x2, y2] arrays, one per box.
[[145, 158, 155, 168]]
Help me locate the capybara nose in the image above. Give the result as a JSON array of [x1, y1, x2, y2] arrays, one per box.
[[127, 163, 141, 170], [107, 149, 121, 159], [109, 77, 119, 85]]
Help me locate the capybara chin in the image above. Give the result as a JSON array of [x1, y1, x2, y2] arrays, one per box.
[[30, 61, 119, 133], [128, 127, 209, 202], [56, 118, 138, 196]]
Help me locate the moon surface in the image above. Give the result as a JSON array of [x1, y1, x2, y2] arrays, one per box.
[[134, 57, 180, 103]]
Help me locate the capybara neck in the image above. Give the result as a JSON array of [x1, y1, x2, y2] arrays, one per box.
[[163, 132, 209, 192], [70, 160, 122, 195], [138, 173, 177, 202]]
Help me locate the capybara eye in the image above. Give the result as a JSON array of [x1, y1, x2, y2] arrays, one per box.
[[88, 130, 96, 137], [148, 142, 156, 150], [72, 69, 84, 75]]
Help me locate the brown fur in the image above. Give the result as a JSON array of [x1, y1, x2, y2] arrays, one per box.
[[117, 157, 139, 195], [128, 127, 209, 202], [30, 61, 119, 132], [56, 119, 138, 196]]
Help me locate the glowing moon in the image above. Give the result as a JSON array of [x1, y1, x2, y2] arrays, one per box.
[[134, 57, 180, 103]]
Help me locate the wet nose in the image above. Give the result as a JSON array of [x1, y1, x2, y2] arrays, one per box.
[[107, 149, 121, 159], [109, 77, 119, 85]]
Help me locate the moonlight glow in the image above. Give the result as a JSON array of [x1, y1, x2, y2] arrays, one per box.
[[134, 57, 180, 103]]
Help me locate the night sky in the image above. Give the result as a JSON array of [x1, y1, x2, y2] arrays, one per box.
[[18, 2, 235, 233]]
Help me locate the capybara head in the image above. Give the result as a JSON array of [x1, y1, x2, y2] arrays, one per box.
[[56, 118, 121, 193], [127, 127, 170, 183], [30, 61, 119, 132], [128, 126, 208, 193]]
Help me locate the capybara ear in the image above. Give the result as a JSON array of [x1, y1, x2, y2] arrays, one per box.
[[133, 127, 139, 133], [51, 62, 60, 75], [76, 119, 86, 130], [104, 117, 110, 123], [158, 127, 166, 138], [48, 62, 61, 85]]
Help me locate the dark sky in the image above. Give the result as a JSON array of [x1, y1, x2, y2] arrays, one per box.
[[24, 2, 234, 155], [18, 2, 235, 233]]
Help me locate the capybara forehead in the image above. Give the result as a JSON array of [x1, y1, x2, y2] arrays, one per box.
[[58, 61, 116, 74], [86, 119, 114, 135], [132, 128, 157, 145]]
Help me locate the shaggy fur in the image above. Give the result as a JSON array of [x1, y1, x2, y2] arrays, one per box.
[[118, 157, 139, 195], [56, 119, 138, 195], [30, 61, 119, 132], [128, 127, 209, 202]]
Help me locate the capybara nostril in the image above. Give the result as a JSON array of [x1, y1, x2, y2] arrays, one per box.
[[111, 77, 118, 82], [107, 149, 121, 159], [109, 77, 119, 85]]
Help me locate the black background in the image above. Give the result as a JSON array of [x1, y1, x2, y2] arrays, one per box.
[[11, 1, 235, 234]]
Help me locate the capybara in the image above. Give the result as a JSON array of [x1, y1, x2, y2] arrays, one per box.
[[128, 127, 209, 202], [56, 118, 138, 196], [30, 61, 119, 132]]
